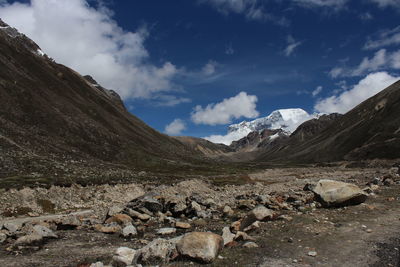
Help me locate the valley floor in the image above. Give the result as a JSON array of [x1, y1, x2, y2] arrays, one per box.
[[0, 166, 399, 267]]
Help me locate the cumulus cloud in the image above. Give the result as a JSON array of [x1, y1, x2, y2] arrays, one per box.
[[191, 92, 259, 125], [0, 0, 179, 101], [165, 119, 186, 135], [315, 72, 399, 114], [312, 86, 323, 97], [364, 26, 400, 50], [284, 35, 302, 57]]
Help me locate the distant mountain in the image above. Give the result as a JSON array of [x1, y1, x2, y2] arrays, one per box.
[[256, 81, 400, 163], [0, 19, 201, 181], [206, 108, 317, 145]]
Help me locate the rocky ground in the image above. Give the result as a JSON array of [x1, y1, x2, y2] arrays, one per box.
[[0, 165, 399, 267]]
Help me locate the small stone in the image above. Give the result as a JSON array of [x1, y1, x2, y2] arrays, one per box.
[[366, 229, 372, 233], [157, 228, 177, 235], [126, 209, 151, 221], [33, 225, 58, 238], [14, 234, 43, 247], [191, 201, 203, 212], [105, 214, 133, 226], [175, 222, 191, 229], [107, 205, 124, 217], [222, 227, 235, 246], [240, 205, 275, 230], [0, 233, 7, 243], [94, 224, 122, 234], [234, 231, 255, 241], [122, 224, 138, 237], [308, 251, 317, 257], [112, 247, 136, 266], [243, 221, 260, 232], [223, 206, 234, 217], [89, 262, 104, 267], [230, 220, 241, 232], [4, 221, 23, 234], [243, 241, 258, 248]]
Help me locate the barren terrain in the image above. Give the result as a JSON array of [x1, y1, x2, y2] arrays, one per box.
[[0, 165, 399, 267]]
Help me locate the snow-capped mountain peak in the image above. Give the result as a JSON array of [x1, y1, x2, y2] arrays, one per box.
[[205, 108, 317, 145]]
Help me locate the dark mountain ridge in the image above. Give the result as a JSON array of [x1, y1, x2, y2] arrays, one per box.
[[0, 19, 204, 182]]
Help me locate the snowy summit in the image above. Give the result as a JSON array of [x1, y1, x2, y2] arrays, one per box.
[[205, 108, 316, 145]]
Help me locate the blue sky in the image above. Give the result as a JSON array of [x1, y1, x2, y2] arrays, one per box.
[[0, 0, 400, 142]]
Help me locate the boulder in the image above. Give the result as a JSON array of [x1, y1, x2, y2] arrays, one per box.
[[311, 180, 368, 207], [135, 238, 177, 265], [240, 205, 274, 230], [112, 247, 136, 266], [176, 232, 224, 263]]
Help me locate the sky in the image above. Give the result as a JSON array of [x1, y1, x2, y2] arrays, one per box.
[[0, 0, 399, 144]]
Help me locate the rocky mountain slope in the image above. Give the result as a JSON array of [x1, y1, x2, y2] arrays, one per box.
[[256, 81, 400, 162], [0, 19, 204, 181]]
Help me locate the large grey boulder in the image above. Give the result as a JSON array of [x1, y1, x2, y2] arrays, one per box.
[[33, 225, 58, 238], [176, 232, 224, 263], [311, 179, 368, 207]]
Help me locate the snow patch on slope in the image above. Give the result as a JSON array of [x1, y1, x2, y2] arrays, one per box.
[[205, 108, 317, 145]]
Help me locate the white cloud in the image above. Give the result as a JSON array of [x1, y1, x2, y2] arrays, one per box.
[[191, 92, 259, 125], [352, 49, 388, 76], [369, 0, 400, 8], [315, 72, 399, 114], [312, 86, 323, 97], [293, 0, 349, 9], [359, 12, 373, 21], [202, 60, 218, 75], [204, 131, 249, 145], [0, 0, 179, 101], [284, 35, 303, 57], [165, 119, 186, 135], [329, 67, 344, 78], [153, 95, 191, 107], [199, 0, 289, 26], [329, 49, 400, 77], [364, 26, 400, 50]]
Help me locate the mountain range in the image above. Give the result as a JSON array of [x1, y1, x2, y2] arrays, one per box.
[[0, 17, 400, 185]]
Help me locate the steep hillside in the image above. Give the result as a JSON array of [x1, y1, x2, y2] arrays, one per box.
[[174, 136, 234, 156], [257, 81, 400, 163], [0, 19, 202, 181]]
